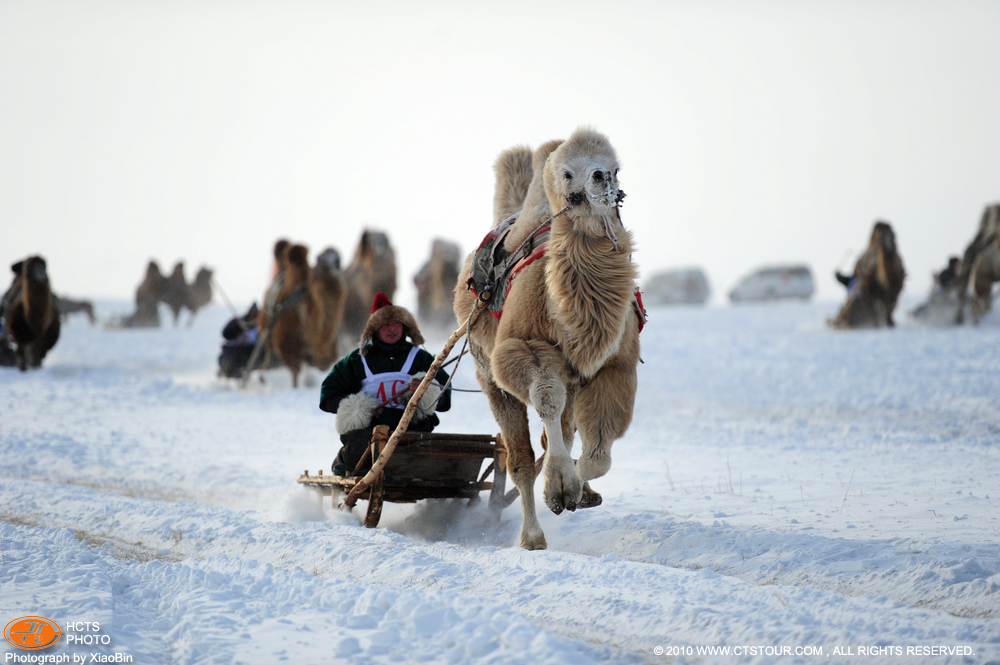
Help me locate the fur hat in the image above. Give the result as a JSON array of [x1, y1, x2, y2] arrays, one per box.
[[360, 292, 424, 355]]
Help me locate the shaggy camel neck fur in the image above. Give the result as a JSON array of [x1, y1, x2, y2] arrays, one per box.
[[545, 213, 635, 377], [455, 128, 640, 550]]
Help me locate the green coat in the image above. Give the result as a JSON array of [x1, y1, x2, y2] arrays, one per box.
[[319, 341, 451, 432]]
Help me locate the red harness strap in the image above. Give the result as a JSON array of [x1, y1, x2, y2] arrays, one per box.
[[632, 289, 647, 333], [468, 219, 647, 333], [483, 246, 648, 336], [485, 240, 550, 319]]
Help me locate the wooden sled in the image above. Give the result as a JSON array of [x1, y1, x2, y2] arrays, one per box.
[[297, 425, 507, 528]]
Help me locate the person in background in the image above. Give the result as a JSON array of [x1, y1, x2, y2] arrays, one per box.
[[935, 256, 960, 292], [217, 302, 261, 378], [319, 293, 451, 476]]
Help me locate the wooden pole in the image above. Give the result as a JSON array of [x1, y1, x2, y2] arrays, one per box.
[[240, 326, 270, 387], [344, 304, 483, 508]]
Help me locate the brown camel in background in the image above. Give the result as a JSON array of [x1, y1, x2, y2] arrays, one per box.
[[969, 231, 1000, 324], [414, 238, 462, 334], [305, 247, 347, 369], [954, 203, 1000, 324], [263, 239, 291, 318], [184, 267, 214, 326], [264, 243, 347, 385], [7, 256, 61, 371], [270, 244, 312, 387], [341, 230, 397, 343], [161, 262, 188, 327], [829, 220, 906, 329], [254, 239, 292, 375], [132, 260, 165, 328]]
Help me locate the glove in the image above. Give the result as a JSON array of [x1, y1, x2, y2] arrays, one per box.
[[412, 372, 443, 420], [335, 392, 381, 435]]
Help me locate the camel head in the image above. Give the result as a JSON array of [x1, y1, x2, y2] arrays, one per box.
[[273, 239, 290, 260], [287, 244, 309, 271], [315, 247, 342, 274], [194, 267, 213, 286], [349, 231, 394, 272], [543, 128, 623, 240], [431, 239, 461, 265], [364, 231, 392, 259], [871, 221, 896, 254], [273, 238, 291, 269], [23, 256, 49, 286]]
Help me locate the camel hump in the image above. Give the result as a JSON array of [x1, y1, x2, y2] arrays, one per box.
[[492, 145, 533, 228], [565, 126, 615, 154], [288, 244, 309, 267]]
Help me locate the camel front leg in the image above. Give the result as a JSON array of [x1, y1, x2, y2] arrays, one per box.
[[492, 338, 582, 516], [574, 325, 639, 507]]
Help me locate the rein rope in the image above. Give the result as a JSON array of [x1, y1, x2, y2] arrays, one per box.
[[602, 189, 628, 251], [269, 284, 308, 319], [425, 300, 482, 409], [210, 275, 243, 324]]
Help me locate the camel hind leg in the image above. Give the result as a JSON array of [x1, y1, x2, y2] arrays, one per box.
[[970, 284, 992, 325], [492, 337, 582, 517], [478, 366, 546, 550], [275, 347, 303, 388]]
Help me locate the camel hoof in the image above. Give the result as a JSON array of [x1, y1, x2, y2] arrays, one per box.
[[520, 532, 547, 551], [578, 486, 603, 509], [546, 497, 578, 515], [543, 468, 583, 516]]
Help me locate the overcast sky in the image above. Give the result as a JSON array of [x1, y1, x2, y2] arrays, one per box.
[[2, 0, 998, 309]]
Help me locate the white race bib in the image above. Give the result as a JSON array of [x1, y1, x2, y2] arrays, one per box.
[[360, 347, 419, 408]]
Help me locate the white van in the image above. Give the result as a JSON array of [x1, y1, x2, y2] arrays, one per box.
[[729, 265, 815, 303], [643, 267, 711, 305]]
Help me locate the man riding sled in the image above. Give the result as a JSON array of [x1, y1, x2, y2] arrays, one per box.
[[319, 293, 451, 476]]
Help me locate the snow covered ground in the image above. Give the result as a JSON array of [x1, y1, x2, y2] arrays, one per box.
[[2, 298, 998, 664]]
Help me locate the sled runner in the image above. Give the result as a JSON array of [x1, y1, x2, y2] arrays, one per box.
[[297, 425, 507, 528]]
